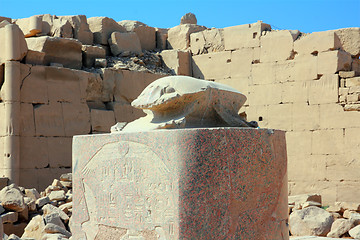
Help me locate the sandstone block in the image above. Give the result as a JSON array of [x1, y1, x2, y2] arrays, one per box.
[[318, 50, 352, 74], [252, 62, 276, 85], [160, 49, 191, 76], [274, 60, 296, 83], [24, 50, 45, 65], [312, 129, 344, 155], [292, 55, 318, 81], [181, 13, 197, 25], [346, 76, 360, 87], [21, 215, 45, 240], [247, 84, 282, 106], [108, 31, 142, 56], [0, 16, 11, 23], [62, 103, 91, 136], [82, 45, 106, 68], [0, 185, 26, 212], [288, 194, 322, 206], [1, 212, 18, 224], [231, 48, 254, 79], [294, 31, 341, 55], [114, 70, 165, 102], [307, 74, 339, 105], [108, 101, 145, 123], [20, 65, 48, 103], [88, 17, 126, 45], [192, 51, 231, 80], [266, 104, 293, 131], [72, 128, 288, 239], [352, 58, 360, 74], [0, 23, 28, 64], [289, 206, 333, 236], [292, 103, 320, 131], [339, 70, 356, 78], [82, 71, 103, 102], [167, 24, 206, 50], [50, 18, 73, 38], [334, 27, 360, 57], [155, 28, 168, 50], [349, 225, 360, 239], [34, 102, 65, 136], [58, 15, 93, 45], [98, 68, 116, 102], [118, 20, 156, 50], [20, 103, 35, 136], [215, 77, 250, 98], [319, 103, 360, 129], [90, 109, 115, 133], [47, 137, 72, 168], [223, 21, 271, 50], [14, 15, 42, 37], [190, 28, 224, 55], [260, 30, 297, 62], [343, 210, 360, 219], [327, 218, 355, 238], [26, 36, 82, 69]]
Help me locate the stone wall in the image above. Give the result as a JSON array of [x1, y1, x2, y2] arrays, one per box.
[[0, 14, 359, 202], [188, 22, 360, 204]]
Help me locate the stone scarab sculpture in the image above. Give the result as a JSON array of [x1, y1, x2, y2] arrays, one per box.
[[115, 76, 257, 132]]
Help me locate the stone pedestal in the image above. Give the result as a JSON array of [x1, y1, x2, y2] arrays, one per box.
[[72, 128, 288, 240]]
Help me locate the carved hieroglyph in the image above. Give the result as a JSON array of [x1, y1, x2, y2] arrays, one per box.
[[117, 76, 257, 132], [72, 128, 288, 239]]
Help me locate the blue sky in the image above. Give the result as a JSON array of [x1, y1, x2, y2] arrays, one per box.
[[1, 0, 359, 33]]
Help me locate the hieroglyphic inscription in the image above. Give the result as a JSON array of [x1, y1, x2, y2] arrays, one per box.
[[81, 141, 178, 238]]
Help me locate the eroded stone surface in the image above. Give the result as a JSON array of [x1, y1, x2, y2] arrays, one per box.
[[119, 76, 256, 132], [72, 128, 288, 239]]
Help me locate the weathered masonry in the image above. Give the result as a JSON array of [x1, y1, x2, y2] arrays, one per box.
[[0, 14, 359, 204]]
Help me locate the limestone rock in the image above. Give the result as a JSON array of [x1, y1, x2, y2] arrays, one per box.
[[44, 223, 71, 238], [41, 233, 69, 240], [349, 225, 360, 239], [48, 190, 66, 201], [120, 76, 256, 132], [118, 20, 156, 50], [44, 212, 65, 229], [181, 13, 197, 25], [108, 32, 142, 56], [327, 218, 355, 238], [21, 215, 46, 239], [289, 206, 334, 236], [42, 204, 69, 223], [36, 197, 50, 208], [0, 185, 26, 212], [7, 234, 21, 240], [24, 197, 36, 212], [25, 36, 82, 69], [25, 188, 40, 201], [167, 24, 207, 50], [88, 17, 126, 45], [82, 45, 106, 68]]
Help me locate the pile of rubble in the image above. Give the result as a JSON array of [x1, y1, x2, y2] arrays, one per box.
[[0, 174, 72, 240], [289, 194, 360, 239]]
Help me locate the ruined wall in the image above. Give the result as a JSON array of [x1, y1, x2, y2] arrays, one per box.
[[187, 22, 360, 204], [0, 14, 359, 202], [0, 15, 167, 190]]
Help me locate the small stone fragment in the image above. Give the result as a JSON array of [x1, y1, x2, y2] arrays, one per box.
[[349, 225, 360, 239], [36, 196, 50, 208], [24, 197, 37, 212], [42, 204, 69, 223], [25, 189, 41, 201], [21, 215, 46, 239], [0, 185, 26, 212], [7, 234, 21, 240], [44, 223, 71, 238], [327, 218, 355, 238], [44, 212, 66, 229], [94, 58, 107, 68], [59, 173, 72, 182]]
